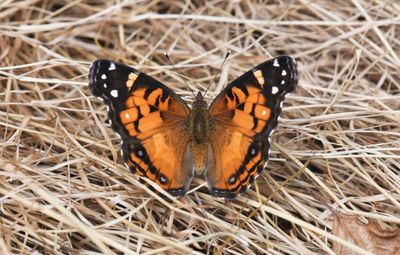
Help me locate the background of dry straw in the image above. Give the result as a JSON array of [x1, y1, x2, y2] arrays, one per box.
[[0, 1, 399, 254]]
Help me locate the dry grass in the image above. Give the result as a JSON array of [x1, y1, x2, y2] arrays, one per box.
[[0, 1, 399, 254]]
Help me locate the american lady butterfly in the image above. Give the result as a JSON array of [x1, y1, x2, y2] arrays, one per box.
[[89, 56, 298, 198]]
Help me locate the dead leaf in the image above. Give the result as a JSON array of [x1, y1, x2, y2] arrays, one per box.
[[332, 213, 400, 255]]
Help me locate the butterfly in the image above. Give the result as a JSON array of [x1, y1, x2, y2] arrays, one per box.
[[89, 56, 298, 198]]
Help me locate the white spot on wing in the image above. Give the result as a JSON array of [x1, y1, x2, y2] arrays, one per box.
[[138, 150, 144, 157], [281, 80, 285, 85], [103, 83, 107, 88], [101, 74, 107, 79], [272, 86, 279, 94], [273, 59, 279, 67], [281, 70, 287, 76], [110, 90, 118, 98], [125, 113, 130, 119], [109, 63, 116, 70]]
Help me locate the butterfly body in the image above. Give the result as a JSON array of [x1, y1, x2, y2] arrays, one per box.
[[89, 56, 298, 198]]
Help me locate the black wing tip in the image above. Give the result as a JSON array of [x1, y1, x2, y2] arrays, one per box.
[[270, 55, 298, 93], [281, 55, 298, 92], [89, 59, 115, 77], [88, 59, 139, 99], [88, 59, 114, 92], [91, 59, 114, 66], [89, 59, 138, 76], [273, 55, 297, 65]]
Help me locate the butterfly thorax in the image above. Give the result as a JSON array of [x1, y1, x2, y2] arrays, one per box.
[[191, 92, 209, 142], [190, 92, 210, 175]]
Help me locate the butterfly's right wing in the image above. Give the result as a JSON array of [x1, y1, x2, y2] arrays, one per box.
[[207, 56, 298, 198], [89, 60, 193, 196]]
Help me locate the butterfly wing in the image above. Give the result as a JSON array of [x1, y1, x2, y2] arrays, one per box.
[[89, 60, 193, 196], [207, 56, 298, 198]]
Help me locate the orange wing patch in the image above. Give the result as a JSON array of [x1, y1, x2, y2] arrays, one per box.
[[119, 78, 192, 195], [208, 126, 267, 198], [231, 110, 256, 132], [117, 84, 189, 141], [207, 82, 278, 197], [123, 127, 193, 196], [254, 105, 271, 120], [210, 84, 271, 137]]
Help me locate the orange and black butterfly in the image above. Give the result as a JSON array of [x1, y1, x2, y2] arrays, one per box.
[[89, 56, 298, 198]]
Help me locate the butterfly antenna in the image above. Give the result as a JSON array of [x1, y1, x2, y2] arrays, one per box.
[[164, 52, 196, 98], [203, 50, 231, 99]]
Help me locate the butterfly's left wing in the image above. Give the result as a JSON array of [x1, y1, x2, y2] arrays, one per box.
[[89, 60, 193, 196], [207, 56, 298, 198]]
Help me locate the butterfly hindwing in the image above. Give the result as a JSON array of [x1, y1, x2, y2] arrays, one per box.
[[207, 56, 298, 198], [121, 129, 192, 196], [89, 60, 193, 195]]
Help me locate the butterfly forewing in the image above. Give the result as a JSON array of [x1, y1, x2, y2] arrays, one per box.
[[207, 56, 298, 198]]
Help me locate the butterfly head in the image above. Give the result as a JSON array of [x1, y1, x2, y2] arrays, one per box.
[[192, 91, 208, 109]]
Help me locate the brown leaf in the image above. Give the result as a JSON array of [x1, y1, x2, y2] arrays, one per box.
[[332, 214, 400, 255]]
